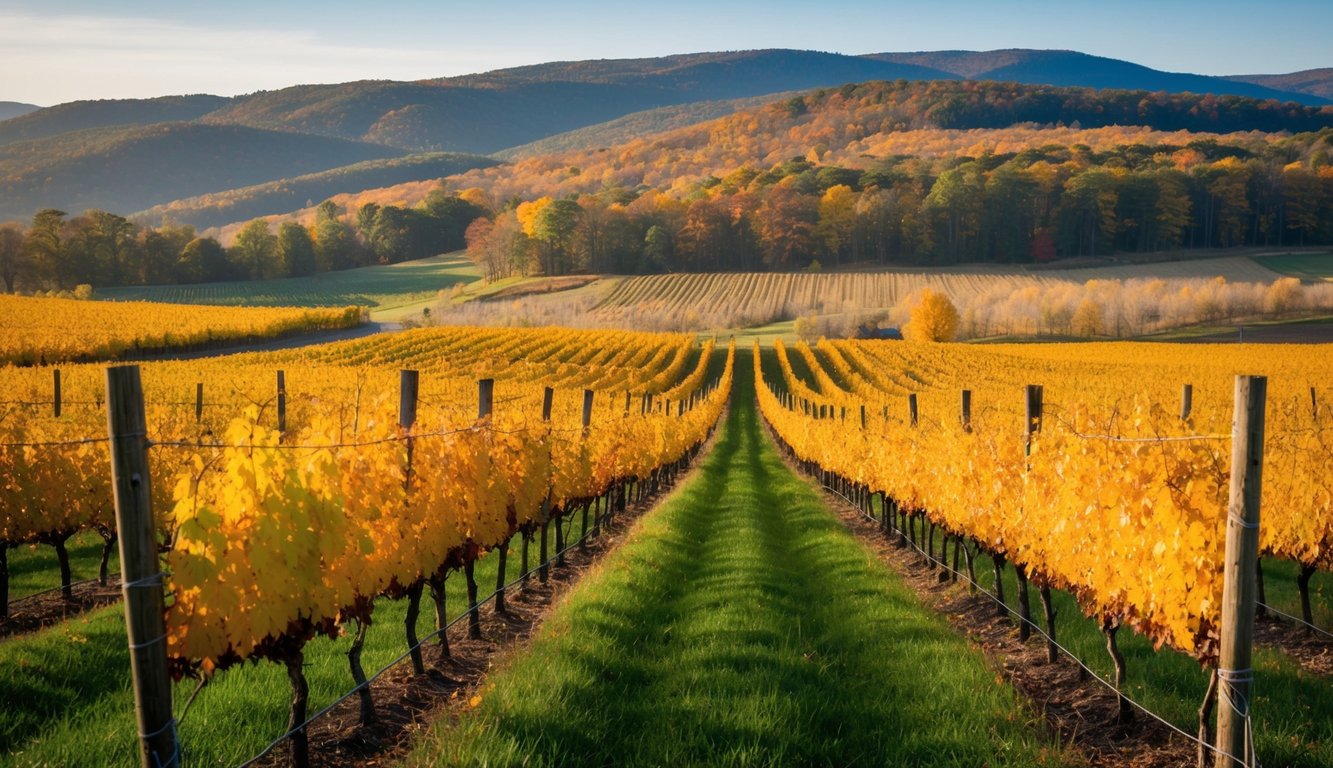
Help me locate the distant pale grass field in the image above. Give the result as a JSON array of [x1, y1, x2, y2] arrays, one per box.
[[431, 255, 1333, 339], [1256, 252, 1333, 281], [99, 253, 480, 319]]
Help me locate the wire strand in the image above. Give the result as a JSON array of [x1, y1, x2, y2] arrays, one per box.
[[815, 478, 1256, 767], [237, 482, 658, 767], [1257, 601, 1333, 640]]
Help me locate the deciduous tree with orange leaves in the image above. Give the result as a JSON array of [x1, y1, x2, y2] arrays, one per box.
[[904, 289, 959, 342]]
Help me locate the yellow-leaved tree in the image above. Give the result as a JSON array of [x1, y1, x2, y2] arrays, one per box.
[[904, 289, 959, 342]]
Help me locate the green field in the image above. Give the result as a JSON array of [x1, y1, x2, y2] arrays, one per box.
[[1254, 252, 1333, 281], [98, 253, 481, 321]]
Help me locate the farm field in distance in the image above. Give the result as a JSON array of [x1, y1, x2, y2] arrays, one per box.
[[98, 253, 480, 321], [82, 250, 1333, 343], [1256, 252, 1333, 281]]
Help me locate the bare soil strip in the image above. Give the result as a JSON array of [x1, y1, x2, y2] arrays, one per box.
[[1, 577, 122, 641]]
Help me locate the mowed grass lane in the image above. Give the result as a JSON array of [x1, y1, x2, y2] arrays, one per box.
[[406, 353, 1068, 767]]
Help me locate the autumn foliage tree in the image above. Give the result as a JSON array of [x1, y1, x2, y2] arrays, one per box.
[[904, 289, 960, 342]]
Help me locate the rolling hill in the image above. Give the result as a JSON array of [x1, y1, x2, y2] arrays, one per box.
[[492, 92, 802, 160], [3, 48, 1328, 224], [864, 49, 1328, 104], [0, 94, 231, 147], [132, 152, 500, 229], [0, 102, 39, 122], [0, 122, 404, 221], [329, 79, 1333, 218], [200, 50, 955, 153], [1228, 68, 1333, 101]]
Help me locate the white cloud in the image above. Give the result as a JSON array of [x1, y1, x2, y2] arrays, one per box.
[[0, 12, 527, 104]]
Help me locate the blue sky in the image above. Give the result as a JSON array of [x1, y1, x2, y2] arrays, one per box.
[[2, 0, 1330, 105]]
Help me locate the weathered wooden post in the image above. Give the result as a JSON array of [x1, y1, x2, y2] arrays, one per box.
[[399, 371, 427, 674], [1214, 376, 1265, 768], [465, 378, 493, 639], [106, 366, 176, 768], [276, 370, 287, 434], [1017, 384, 1043, 642]]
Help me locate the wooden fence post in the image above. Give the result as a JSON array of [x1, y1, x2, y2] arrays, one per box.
[[961, 389, 972, 433], [53, 368, 61, 418], [467, 378, 494, 638], [399, 371, 419, 482], [276, 370, 287, 434], [1025, 385, 1043, 448], [538, 389, 556, 580], [908, 393, 918, 427], [1182, 384, 1194, 423], [194, 383, 203, 423], [106, 365, 176, 768], [398, 370, 424, 674], [1017, 384, 1043, 642], [477, 378, 494, 422], [1215, 375, 1266, 768]]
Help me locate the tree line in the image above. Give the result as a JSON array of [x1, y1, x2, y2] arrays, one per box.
[[460, 132, 1333, 278], [5, 132, 1330, 293], [0, 189, 485, 292]]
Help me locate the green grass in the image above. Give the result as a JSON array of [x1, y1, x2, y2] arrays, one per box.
[[5, 532, 117, 602], [1261, 558, 1333, 632], [1255, 253, 1333, 281], [404, 353, 1069, 767], [727, 319, 798, 347], [0, 521, 574, 767], [97, 253, 481, 320], [891, 515, 1333, 767], [1132, 313, 1333, 341]]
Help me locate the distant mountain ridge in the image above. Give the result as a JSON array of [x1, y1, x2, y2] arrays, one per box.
[[2, 47, 1329, 224], [200, 50, 955, 153], [1227, 68, 1333, 100], [863, 49, 1326, 104], [0, 102, 40, 122], [0, 94, 230, 146], [132, 152, 499, 229], [0, 122, 403, 220]]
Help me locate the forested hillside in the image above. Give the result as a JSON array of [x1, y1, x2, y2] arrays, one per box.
[[2, 48, 1327, 225], [441, 80, 1333, 275], [0, 102, 40, 122], [866, 49, 1328, 104], [492, 93, 800, 160], [199, 51, 950, 153], [0, 94, 230, 146], [132, 152, 499, 230], [1227, 68, 1333, 101], [0, 123, 404, 220]]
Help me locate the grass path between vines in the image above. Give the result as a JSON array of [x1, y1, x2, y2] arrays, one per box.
[[404, 352, 1071, 767]]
